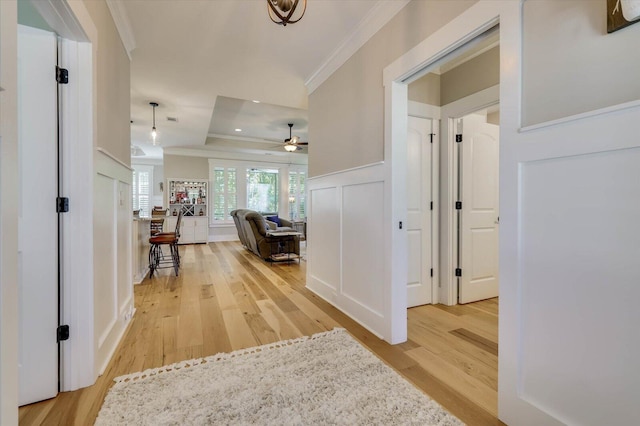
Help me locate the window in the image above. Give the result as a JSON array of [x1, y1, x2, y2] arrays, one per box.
[[212, 167, 236, 221], [132, 165, 153, 217], [247, 169, 278, 213], [289, 171, 306, 219], [209, 160, 308, 225]]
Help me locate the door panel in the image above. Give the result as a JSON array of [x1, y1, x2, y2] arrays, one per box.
[[407, 116, 434, 307], [459, 113, 499, 304], [18, 25, 59, 405]]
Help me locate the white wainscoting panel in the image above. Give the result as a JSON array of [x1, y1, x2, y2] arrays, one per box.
[[117, 181, 133, 310], [307, 163, 387, 338], [308, 187, 340, 292], [94, 174, 117, 349], [342, 182, 384, 317], [94, 151, 134, 375], [518, 147, 640, 425]]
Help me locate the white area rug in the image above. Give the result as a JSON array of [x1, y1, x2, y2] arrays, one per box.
[[95, 328, 463, 425]]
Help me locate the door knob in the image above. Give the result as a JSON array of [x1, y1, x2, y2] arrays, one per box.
[[495, 216, 500, 224]]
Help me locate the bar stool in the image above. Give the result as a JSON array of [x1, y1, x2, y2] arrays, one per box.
[[149, 210, 182, 277], [150, 207, 167, 235]]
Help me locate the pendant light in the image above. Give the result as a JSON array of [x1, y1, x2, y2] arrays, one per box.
[[150, 102, 159, 145], [267, 0, 306, 26]]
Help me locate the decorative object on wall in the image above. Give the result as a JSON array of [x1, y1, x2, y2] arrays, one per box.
[[267, 0, 306, 26], [608, 0, 640, 33], [149, 102, 159, 145]]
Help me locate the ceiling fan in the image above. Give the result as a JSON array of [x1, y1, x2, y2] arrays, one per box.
[[283, 123, 308, 152]]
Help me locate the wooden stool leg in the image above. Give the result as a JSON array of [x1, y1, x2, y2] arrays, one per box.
[[171, 242, 179, 276], [149, 243, 156, 277]]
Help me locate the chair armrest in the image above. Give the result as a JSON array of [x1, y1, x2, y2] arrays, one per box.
[[265, 220, 277, 230], [279, 218, 293, 228]]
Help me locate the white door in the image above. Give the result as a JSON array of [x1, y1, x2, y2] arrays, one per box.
[[457, 112, 499, 304], [407, 116, 434, 307], [18, 25, 59, 405]]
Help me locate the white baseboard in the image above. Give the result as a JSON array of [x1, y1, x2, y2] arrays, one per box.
[[208, 235, 240, 243]]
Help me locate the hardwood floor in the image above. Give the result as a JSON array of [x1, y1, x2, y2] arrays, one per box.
[[19, 242, 503, 425]]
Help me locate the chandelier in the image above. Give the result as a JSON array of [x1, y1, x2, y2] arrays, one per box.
[[267, 0, 307, 26]]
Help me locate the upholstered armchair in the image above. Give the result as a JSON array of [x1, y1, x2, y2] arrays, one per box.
[[231, 209, 300, 260]]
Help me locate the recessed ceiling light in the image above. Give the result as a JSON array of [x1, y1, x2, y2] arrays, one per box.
[[235, 128, 242, 132], [252, 100, 260, 103]]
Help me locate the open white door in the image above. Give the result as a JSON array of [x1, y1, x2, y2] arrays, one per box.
[[18, 25, 59, 405], [457, 112, 499, 304], [407, 116, 434, 307]]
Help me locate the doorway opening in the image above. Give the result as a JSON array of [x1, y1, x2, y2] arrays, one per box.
[[401, 24, 501, 416], [405, 26, 499, 309]]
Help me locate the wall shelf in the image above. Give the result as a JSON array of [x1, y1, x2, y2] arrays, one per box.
[[168, 179, 207, 217]]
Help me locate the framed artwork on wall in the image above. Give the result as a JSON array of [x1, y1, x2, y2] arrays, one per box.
[[608, 0, 640, 33]]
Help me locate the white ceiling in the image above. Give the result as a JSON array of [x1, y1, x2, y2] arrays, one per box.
[[208, 96, 308, 143], [121, 0, 399, 160]]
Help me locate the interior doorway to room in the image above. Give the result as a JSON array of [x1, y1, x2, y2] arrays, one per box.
[[402, 30, 501, 417], [405, 26, 499, 308]]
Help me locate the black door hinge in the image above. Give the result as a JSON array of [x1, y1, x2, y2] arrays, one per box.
[[455, 268, 462, 277], [429, 133, 435, 143], [56, 66, 69, 84], [455, 201, 462, 210], [430, 268, 434, 277], [430, 201, 433, 211], [455, 134, 463, 143], [56, 197, 69, 213], [57, 325, 70, 342]]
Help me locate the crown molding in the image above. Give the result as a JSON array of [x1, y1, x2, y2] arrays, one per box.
[[163, 147, 308, 165], [207, 133, 281, 144], [305, 0, 410, 94], [105, 0, 136, 60]]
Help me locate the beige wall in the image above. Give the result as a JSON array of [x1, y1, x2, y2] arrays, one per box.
[[1, 2, 19, 424], [441, 45, 499, 105], [309, 0, 477, 177], [487, 110, 500, 125], [83, 0, 131, 166], [164, 154, 210, 180], [523, 0, 640, 125], [408, 72, 440, 105], [408, 45, 499, 109]]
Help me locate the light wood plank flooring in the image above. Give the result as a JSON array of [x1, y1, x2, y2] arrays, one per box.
[[19, 241, 502, 425]]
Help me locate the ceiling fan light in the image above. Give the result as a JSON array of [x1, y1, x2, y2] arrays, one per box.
[[290, 135, 299, 144], [284, 143, 297, 152]]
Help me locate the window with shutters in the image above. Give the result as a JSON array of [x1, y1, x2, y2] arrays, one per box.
[[132, 165, 153, 217], [288, 170, 306, 220], [209, 160, 307, 226], [247, 168, 278, 213], [212, 167, 237, 221]]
